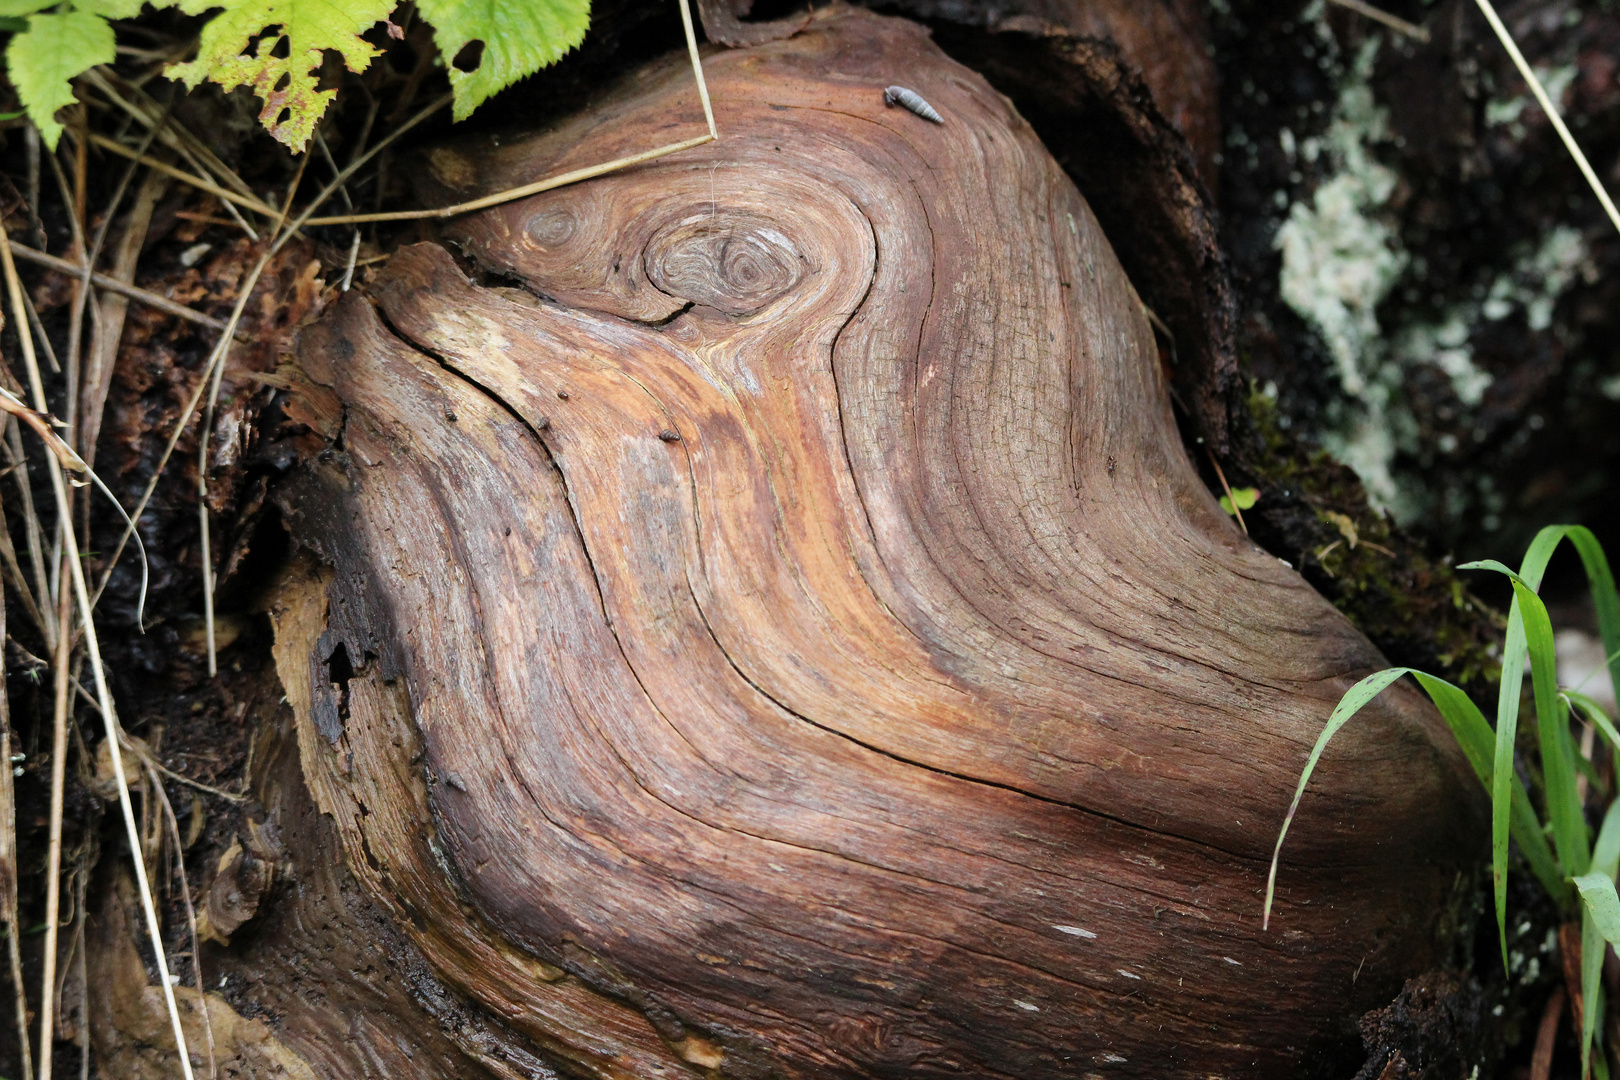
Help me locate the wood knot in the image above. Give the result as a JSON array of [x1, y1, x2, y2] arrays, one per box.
[[646, 212, 805, 316], [524, 207, 578, 249]]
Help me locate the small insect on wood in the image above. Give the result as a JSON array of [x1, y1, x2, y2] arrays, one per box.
[[884, 86, 943, 123]]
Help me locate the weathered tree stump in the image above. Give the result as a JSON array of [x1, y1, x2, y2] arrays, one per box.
[[94, 9, 1485, 1077]]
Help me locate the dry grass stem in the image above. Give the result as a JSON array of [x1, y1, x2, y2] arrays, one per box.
[[1326, 0, 1431, 41], [304, 133, 716, 226], [145, 758, 219, 1080], [36, 563, 71, 1080], [71, 681, 242, 801], [1, 587, 33, 1080], [200, 150, 309, 676], [2, 230, 197, 1080], [306, 7, 716, 228], [8, 242, 233, 332], [1474, 0, 1620, 237], [83, 68, 260, 205], [5, 423, 55, 646], [82, 134, 279, 220], [679, 0, 719, 138], [1206, 447, 1249, 537]]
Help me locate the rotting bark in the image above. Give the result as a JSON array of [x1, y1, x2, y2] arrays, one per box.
[[75, 7, 1495, 1079]]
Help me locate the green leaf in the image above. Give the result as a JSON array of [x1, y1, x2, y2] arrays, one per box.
[[1219, 486, 1258, 515], [168, 0, 398, 151], [1264, 664, 1560, 974], [1584, 909, 1606, 1080], [417, 0, 591, 122], [1576, 872, 1620, 943], [1464, 559, 1592, 880], [79, 0, 151, 17], [0, 0, 55, 16], [1569, 690, 1620, 762], [4, 8, 115, 150]]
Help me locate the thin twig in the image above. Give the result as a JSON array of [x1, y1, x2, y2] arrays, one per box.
[[8, 242, 233, 333], [0, 482, 47, 639], [1326, 0, 1431, 42], [295, 92, 453, 228], [69, 102, 169, 465], [68, 693, 243, 802], [1, 227, 197, 1080], [0, 387, 149, 624], [1473, 0, 1620, 237], [1531, 984, 1565, 1080]]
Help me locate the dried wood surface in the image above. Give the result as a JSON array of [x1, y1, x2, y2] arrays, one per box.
[[256, 9, 1483, 1076]]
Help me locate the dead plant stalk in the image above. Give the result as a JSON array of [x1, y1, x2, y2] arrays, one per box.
[[0, 231, 197, 1080]]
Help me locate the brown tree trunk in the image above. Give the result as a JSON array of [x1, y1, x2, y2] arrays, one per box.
[[89, 8, 1484, 1078]]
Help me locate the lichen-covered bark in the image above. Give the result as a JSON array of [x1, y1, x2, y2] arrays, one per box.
[[92, 9, 1486, 1078]]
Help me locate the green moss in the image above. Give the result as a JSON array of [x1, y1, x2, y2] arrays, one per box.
[[1229, 383, 1504, 694]]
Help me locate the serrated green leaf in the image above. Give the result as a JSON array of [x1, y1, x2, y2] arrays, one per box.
[[417, 0, 591, 122], [4, 8, 115, 150], [168, 0, 397, 151]]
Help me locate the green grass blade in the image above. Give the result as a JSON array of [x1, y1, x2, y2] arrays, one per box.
[[1511, 577, 1591, 877], [1575, 873, 1620, 941], [1462, 556, 1543, 936], [1593, 800, 1620, 882], [1266, 666, 1559, 968], [1413, 670, 1560, 965], [1584, 910, 1605, 1080], [1464, 555, 1590, 885], [1563, 527, 1620, 714], [1570, 691, 1620, 759], [1264, 668, 1410, 929]]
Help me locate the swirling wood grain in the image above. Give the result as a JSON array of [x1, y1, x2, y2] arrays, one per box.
[[272, 9, 1482, 1076]]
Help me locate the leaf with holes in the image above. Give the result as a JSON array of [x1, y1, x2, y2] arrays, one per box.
[[168, 0, 399, 151], [416, 0, 592, 122]]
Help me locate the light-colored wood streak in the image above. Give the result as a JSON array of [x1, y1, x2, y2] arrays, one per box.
[[275, 9, 1483, 1076]]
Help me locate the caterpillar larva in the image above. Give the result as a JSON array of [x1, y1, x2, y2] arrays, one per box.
[[883, 86, 943, 124]]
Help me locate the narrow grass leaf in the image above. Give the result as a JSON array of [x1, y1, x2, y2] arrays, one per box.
[[1511, 576, 1590, 877], [1264, 666, 1557, 954], [1465, 554, 1590, 880], [1576, 873, 1620, 944], [1264, 668, 1409, 929], [1412, 670, 1561, 959], [1569, 691, 1620, 761], [1593, 800, 1620, 879], [1584, 909, 1606, 1080]]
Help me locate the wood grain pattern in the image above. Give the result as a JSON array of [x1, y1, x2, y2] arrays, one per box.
[[272, 9, 1483, 1076]]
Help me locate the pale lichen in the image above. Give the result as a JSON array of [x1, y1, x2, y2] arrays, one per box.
[[1272, 19, 1591, 525]]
